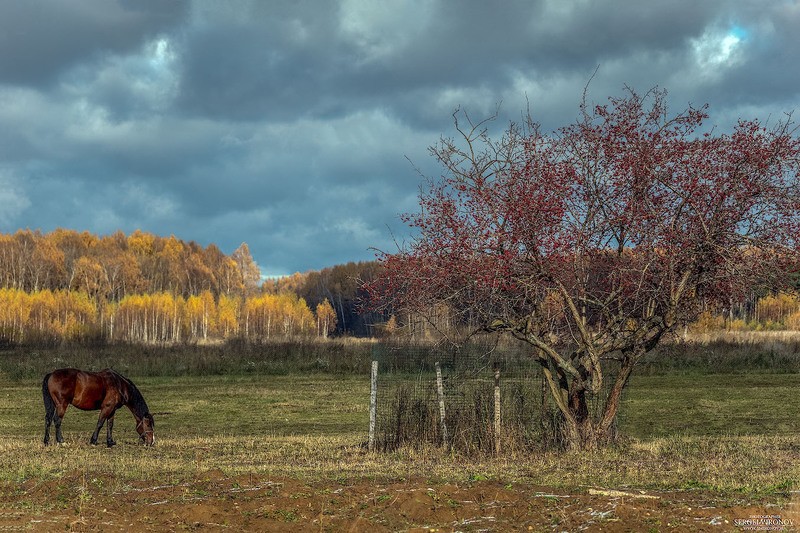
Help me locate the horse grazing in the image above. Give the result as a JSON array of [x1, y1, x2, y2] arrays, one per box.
[[42, 368, 155, 447]]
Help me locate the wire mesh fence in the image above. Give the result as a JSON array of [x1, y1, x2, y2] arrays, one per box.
[[368, 340, 628, 454]]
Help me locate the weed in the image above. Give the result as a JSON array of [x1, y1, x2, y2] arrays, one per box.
[[273, 509, 298, 522], [682, 480, 717, 491]]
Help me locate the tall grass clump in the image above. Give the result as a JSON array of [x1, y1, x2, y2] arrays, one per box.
[[640, 336, 800, 375]]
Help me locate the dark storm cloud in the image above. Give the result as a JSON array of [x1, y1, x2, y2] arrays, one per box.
[[0, 0, 798, 275], [0, 0, 188, 86], [172, 0, 728, 126], [175, 1, 349, 121]]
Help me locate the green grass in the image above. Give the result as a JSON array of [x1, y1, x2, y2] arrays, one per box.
[[2, 371, 799, 498], [4, 374, 368, 440], [622, 373, 800, 438]]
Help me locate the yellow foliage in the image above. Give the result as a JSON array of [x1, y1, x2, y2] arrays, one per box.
[[315, 299, 337, 338], [217, 294, 240, 338], [127, 230, 156, 256], [727, 318, 748, 331], [757, 292, 800, 324], [688, 311, 726, 333], [184, 290, 217, 340], [243, 293, 315, 338], [115, 292, 183, 342], [785, 310, 800, 330]]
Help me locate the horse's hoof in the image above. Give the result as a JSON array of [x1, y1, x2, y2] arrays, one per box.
[[106, 442, 116, 448]]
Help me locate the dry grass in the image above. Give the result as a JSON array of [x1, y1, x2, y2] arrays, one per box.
[[1, 432, 797, 500], [681, 329, 800, 345]]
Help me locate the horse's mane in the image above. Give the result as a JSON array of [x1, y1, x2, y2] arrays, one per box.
[[108, 369, 151, 419]]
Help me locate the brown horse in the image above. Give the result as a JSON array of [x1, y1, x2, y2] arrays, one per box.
[[42, 368, 155, 447]]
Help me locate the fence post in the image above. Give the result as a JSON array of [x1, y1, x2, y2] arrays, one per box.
[[435, 361, 448, 447], [369, 360, 378, 452], [493, 362, 501, 455]]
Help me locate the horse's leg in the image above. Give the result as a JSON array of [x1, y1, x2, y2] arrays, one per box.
[[106, 413, 116, 447], [92, 406, 117, 446], [43, 416, 51, 445], [43, 377, 54, 446], [53, 404, 67, 444], [43, 407, 52, 446], [90, 415, 106, 446]]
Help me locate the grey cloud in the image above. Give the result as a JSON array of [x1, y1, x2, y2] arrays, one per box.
[[172, 1, 728, 126], [0, 0, 188, 86], [175, 1, 349, 121]]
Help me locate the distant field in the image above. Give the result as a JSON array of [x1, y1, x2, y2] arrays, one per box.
[[623, 373, 800, 438]]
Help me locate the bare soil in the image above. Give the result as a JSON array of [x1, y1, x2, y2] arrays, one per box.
[[0, 470, 796, 532]]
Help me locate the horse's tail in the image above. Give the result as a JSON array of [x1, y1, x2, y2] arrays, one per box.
[[42, 373, 54, 421]]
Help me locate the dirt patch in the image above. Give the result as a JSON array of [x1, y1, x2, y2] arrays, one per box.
[[0, 473, 795, 532]]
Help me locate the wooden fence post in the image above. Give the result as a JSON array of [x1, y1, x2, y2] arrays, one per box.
[[493, 362, 501, 455], [435, 361, 448, 447], [369, 360, 378, 452]]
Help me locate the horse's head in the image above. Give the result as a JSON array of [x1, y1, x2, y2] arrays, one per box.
[[137, 413, 155, 446]]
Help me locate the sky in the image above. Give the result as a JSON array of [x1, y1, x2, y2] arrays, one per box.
[[1, 1, 799, 277]]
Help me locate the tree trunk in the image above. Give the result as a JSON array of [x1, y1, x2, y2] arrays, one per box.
[[540, 350, 640, 450], [563, 387, 597, 450], [598, 353, 637, 439]]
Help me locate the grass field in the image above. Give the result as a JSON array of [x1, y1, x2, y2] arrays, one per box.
[[2, 371, 799, 493]]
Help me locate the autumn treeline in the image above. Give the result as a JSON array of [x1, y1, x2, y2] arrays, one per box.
[[0, 229, 341, 345], [0, 228, 261, 298], [3, 225, 793, 344], [269, 261, 386, 337], [691, 292, 800, 333]]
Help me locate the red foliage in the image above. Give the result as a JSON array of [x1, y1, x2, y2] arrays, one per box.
[[373, 89, 800, 342]]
